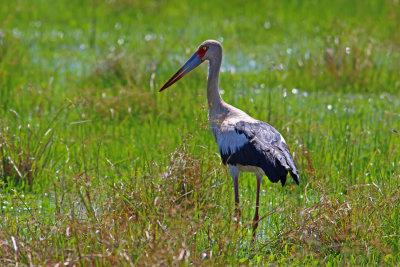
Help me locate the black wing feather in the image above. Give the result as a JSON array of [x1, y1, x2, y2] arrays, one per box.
[[220, 121, 300, 186]]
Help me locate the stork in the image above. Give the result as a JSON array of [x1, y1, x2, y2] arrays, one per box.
[[159, 40, 300, 237]]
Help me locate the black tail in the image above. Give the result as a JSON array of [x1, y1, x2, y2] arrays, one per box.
[[290, 169, 300, 185]]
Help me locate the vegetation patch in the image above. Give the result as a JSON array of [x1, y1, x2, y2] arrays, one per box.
[[0, 0, 399, 265]]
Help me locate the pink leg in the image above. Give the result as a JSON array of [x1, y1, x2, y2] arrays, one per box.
[[252, 175, 262, 240], [233, 174, 241, 217], [230, 166, 241, 219]]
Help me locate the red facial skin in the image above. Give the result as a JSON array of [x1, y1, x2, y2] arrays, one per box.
[[196, 46, 209, 60], [159, 46, 209, 92]]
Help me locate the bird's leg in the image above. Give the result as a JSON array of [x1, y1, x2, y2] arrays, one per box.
[[233, 175, 241, 219], [252, 175, 262, 241], [229, 165, 241, 220]]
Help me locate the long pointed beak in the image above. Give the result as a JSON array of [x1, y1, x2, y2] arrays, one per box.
[[159, 52, 202, 92]]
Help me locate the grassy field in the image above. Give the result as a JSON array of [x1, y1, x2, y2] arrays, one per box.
[[1, 0, 400, 265]]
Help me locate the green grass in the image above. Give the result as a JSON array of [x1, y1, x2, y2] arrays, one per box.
[[1, 0, 400, 265]]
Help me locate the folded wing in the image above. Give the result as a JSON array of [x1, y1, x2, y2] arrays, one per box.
[[217, 121, 300, 186]]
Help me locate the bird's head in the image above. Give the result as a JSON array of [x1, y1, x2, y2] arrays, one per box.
[[159, 40, 222, 92]]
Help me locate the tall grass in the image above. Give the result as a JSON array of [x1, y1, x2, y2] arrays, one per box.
[[0, 0, 399, 265]]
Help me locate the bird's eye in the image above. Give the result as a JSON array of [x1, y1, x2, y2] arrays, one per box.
[[203, 46, 207, 50]]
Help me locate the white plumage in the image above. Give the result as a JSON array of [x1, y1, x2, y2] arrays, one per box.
[[216, 127, 248, 155]]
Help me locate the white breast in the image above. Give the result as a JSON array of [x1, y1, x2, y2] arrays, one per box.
[[217, 129, 248, 154], [236, 164, 265, 176]]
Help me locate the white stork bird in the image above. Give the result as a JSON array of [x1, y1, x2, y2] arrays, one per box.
[[159, 40, 300, 236]]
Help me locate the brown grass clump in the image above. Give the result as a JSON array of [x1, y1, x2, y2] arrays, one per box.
[[113, 141, 241, 265], [268, 182, 400, 263], [0, 113, 60, 187], [0, 140, 244, 265]]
